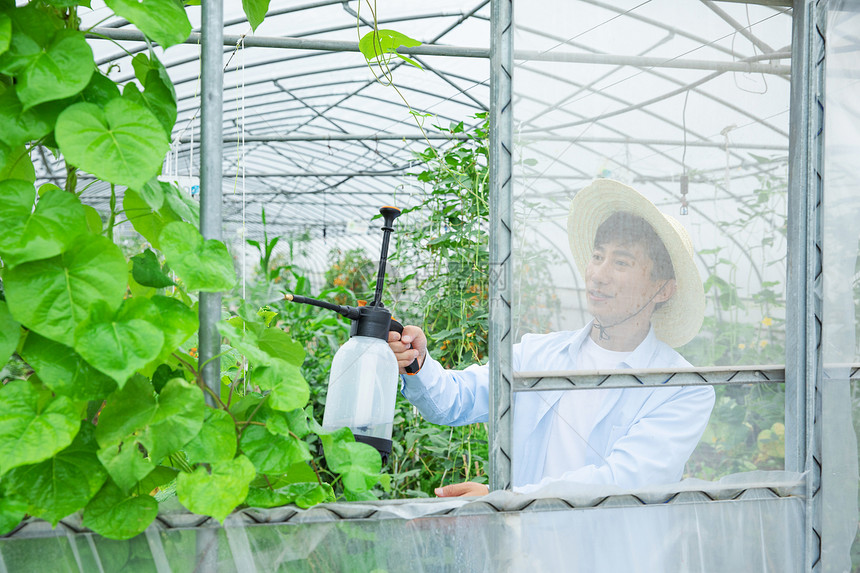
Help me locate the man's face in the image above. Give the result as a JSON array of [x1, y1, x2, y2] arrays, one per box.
[[585, 240, 675, 326]]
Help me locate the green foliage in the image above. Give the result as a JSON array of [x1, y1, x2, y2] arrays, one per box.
[[359, 29, 423, 70], [0, 1, 386, 541], [682, 168, 788, 480]]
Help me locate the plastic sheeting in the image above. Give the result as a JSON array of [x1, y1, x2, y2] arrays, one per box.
[[0, 472, 803, 572], [821, 1, 860, 570]]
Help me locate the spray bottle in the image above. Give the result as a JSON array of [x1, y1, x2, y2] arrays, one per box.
[[285, 207, 418, 463]]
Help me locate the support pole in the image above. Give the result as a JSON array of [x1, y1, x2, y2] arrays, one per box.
[[488, 0, 514, 491], [199, 0, 224, 409]]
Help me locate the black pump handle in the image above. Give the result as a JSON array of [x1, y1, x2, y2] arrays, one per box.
[[389, 320, 420, 374]]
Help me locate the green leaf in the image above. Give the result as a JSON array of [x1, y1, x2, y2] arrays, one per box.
[[79, 71, 121, 107], [0, 13, 10, 58], [137, 464, 178, 495], [359, 29, 423, 70], [83, 205, 103, 233], [0, 301, 20, 366], [105, 0, 191, 49], [5, 423, 107, 526], [123, 187, 182, 249], [55, 98, 169, 190], [74, 298, 164, 387], [0, 142, 35, 182], [159, 221, 236, 292], [183, 408, 236, 464], [5, 234, 126, 346], [256, 327, 305, 366], [123, 77, 176, 137], [131, 249, 175, 288], [0, 181, 89, 267], [177, 455, 255, 522], [254, 360, 309, 412], [241, 0, 270, 31], [245, 482, 333, 509], [0, 494, 27, 535], [0, 380, 80, 475], [19, 332, 117, 401], [0, 89, 65, 147], [163, 184, 199, 227], [96, 376, 204, 491], [16, 29, 94, 110], [82, 480, 158, 540], [150, 295, 198, 363], [320, 428, 382, 493], [239, 424, 310, 475]]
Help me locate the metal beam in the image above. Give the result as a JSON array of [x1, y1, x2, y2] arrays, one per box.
[[515, 366, 786, 391], [86, 27, 789, 74], [198, 0, 224, 409]]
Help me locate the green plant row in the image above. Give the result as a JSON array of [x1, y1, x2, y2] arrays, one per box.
[[0, 1, 387, 541]]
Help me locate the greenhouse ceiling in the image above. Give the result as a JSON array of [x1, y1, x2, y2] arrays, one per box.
[[32, 0, 792, 253]]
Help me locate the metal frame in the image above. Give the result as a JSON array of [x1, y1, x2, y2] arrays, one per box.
[[13, 3, 845, 569]]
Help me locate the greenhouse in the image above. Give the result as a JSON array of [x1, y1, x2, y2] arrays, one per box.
[[0, 0, 857, 570]]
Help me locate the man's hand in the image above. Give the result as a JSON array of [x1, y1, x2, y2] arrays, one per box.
[[434, 482, 489, 497], [387, 325, 427, 374]]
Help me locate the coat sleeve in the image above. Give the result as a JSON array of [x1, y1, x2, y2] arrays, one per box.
[[400, 353, 491, 426], [514, 384, 716, 493]]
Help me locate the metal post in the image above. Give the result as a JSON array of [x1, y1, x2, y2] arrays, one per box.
[[488, 0, 514, 491], [199, 1, 224, 408]]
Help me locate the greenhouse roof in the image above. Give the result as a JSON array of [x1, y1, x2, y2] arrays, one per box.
[[31, 1, 790, 249]]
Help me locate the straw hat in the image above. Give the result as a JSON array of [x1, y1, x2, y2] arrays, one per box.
[[567, 179, 705, 348]]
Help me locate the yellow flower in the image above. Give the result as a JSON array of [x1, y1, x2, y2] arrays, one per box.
[[738, 343, 746, 350], [762, 317, 773, 327], [760, 340, 769, 348]]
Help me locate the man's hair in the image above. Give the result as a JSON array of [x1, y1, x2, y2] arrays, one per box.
[[593, 212, 675, 281]]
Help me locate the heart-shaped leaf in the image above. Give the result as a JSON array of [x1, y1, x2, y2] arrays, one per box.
[[359, 29, 423, 70], [239, 423, 311, 475], [74, 298, 164, 387], [254, 360, 309, 412], [0, 181, 89, 267], [0, 301, 20, 367], [105, 0, 191, 49], [159, 221, 236, 292], [4, 235, 126, 346], [123, 187, 182, 249], [0, 89, 65, 147], [79, 71, 120, 107], [5, 423, 107, 526], [0, 142, 35, 182], [241, 0, 271, 31], [55, 98, 169, 190], [123, 57, 176, 135], [183, 408, 236, 464], [131, 249, 174, 288], [19, 332, 116, 401], [16, 29, 93, 110], [82, 479, 158, 540], [177, 455, 255, 522], [320, 428, 382, 493], [96, 376, 204, 491], [0, 380, 80, 475], [150, 294, 198, 363]]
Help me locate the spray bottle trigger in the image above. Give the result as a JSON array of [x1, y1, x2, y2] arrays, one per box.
[[389, 320, 420, 374]]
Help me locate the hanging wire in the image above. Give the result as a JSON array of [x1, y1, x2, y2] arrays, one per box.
[[680, 90, 690, 215]]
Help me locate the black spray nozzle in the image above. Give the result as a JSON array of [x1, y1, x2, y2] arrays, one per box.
[[372, 206, 401, 307], [284, 293, 360, 320]]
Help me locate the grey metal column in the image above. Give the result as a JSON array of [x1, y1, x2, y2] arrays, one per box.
[[488, 0, 514, 491], [785, 0, 814, 476], [196, 1, 224, 568], [199, 1, 224, 407]]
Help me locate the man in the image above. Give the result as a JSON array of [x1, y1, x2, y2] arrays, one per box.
[[388, 179, 715, 496]]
